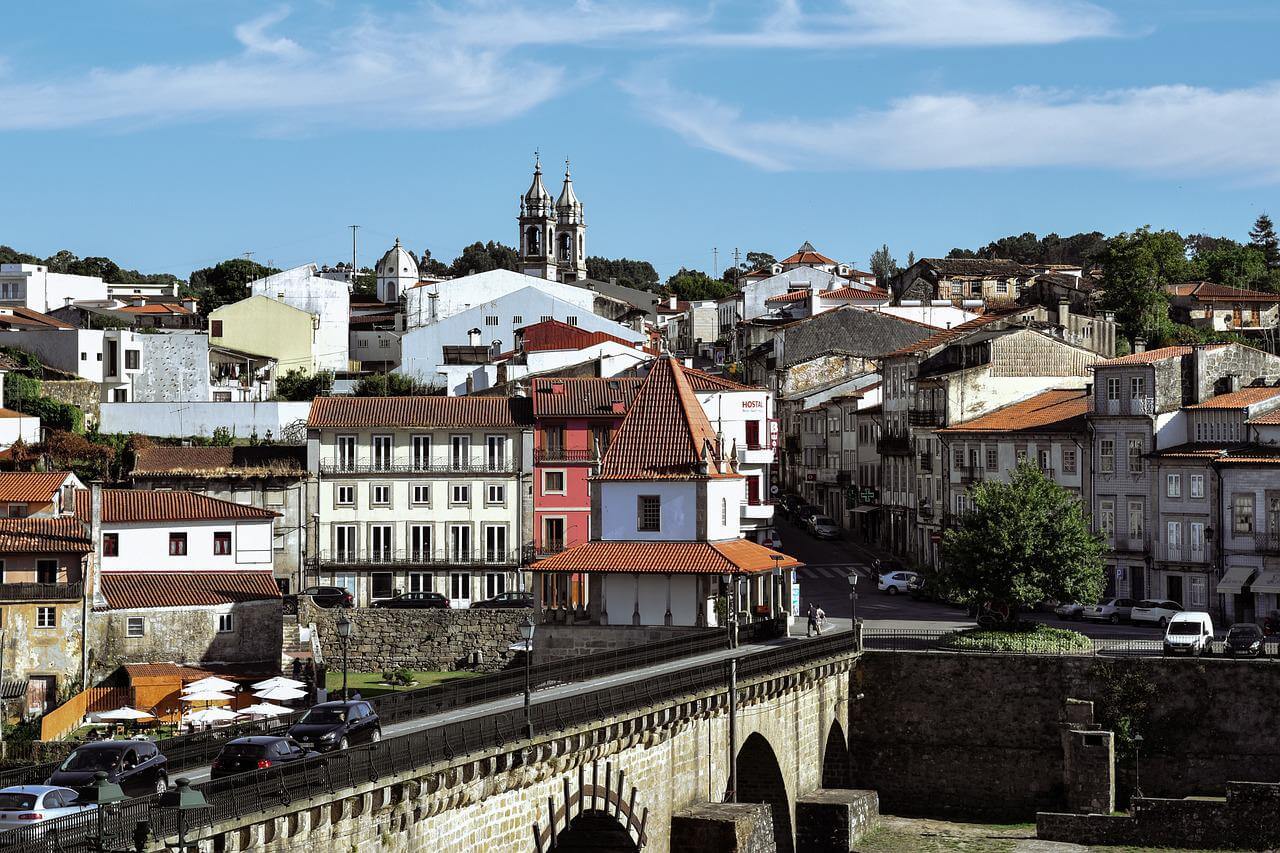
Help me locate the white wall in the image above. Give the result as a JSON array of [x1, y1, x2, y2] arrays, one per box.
[[0, 327, 103, 381], [249, 265, 350, 372], [0, 415, 40, 449], [599, 481, 698, 540], [100, 518, 275, 572], [0, 265, 108, 312], [403, 269, 595, 329], [705, 477, 743, 541], [99, 401, 311, 438], [600, 573, 702, 626]]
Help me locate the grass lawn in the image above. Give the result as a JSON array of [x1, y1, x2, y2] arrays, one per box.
[[938, 624, 1092, 654], [324, 669, 480, 698]]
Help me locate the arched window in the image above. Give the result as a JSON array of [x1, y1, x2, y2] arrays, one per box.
[[559, 232, 572, 262], [526, 226, 541, 256]]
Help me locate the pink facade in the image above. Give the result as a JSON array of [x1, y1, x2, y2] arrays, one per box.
[[533, 414, 619, 557]]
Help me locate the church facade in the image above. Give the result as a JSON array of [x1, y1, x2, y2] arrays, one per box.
[[518, 156, 587, 284]]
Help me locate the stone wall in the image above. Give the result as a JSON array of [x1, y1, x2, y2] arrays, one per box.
[[852, 652, 1280, 821], [301, 599, 527, 674], [41, 380, 100, 427], [535, 624, 707, 664]]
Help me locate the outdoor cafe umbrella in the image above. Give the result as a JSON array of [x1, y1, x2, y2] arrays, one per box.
[[253, 685, 307, 702], [185, 707, 239, 725], [179, 690, 234, 704], [250, 676, 305, 691], [237, 702, 292, 718], [182, 676, 237, 694], [97, 706, 154, 721]]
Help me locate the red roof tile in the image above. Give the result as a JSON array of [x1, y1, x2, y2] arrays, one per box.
[[765, 291, 811, 304], [1165, 281, 1280, 302], [0, 472, 76, 503], [131, 446, 306, 478], [121, 662, 218, 682], [0, 306, 75, 330], [937, 389, 1088, 434], [530, 540, 802, 575], [779, 246, 839, 266], [100, 571, 281, 610], [532, 377, 642, 418], [882, 305, 1031, 358], [0, 517, 90, 554], [656, 300, 690, 314], [1249, 409, 1280, 425], [682, 367, 759, 392], [517, 319, 648, 354], [307, 395, 533, 428], [118, 303, 192, 315], [1095, 345, 1227, 367], [75, 489, 279, 523], [820, 285, 890, 300], [598, 356, 738, 480], [1188, 386, 1280, 409]]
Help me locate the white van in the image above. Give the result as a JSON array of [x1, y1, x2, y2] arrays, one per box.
[[1163, 611, 1215, 656]]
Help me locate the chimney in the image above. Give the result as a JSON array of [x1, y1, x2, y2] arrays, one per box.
[[130, 296, 146, 308], [609, 277, 618, 287], [88, 481, 106, 609], [669, 295, 678, 310], [181, 298, 198, 313], [467, 327, 481, 347], [1228, 373, 1241, 393], [1133, 337, 1146, 354], [1057, 298, 1070, 329]]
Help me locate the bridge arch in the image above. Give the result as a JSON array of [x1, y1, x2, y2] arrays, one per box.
[[534, 762, 648, 852], [822, 719, 852, 789], [733, 732, 794, 853], [550, 810, 640, 851]]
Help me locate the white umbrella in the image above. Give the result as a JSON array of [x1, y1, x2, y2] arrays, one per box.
[[183, 676, 237, 693], [186, 707, 239, 724], [254, 685, 307, 702], [97, 706, 154, 721], [251, 676, 305, 691], [180, 690, 234, 704], [237, 702, 292, 718]]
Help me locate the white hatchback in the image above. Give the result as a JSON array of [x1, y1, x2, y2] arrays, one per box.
[[1130, 599, 1183, 627], [878, 571, 919, 595], [0, 785, 95, 831]]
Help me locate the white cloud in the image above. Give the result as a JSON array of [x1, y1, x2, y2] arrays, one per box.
[[688, 0, 1119, 48], [626, 77, 1280, 180], [423, 0, 695, 47], [234, 8, 305, 59]]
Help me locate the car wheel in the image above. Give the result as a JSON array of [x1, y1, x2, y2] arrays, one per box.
[[1109, 614, 1119, 625], [1159, 616, 1169, 628], [338, 737, 349, 751], [887, 585, 898, 596], [155, 775, 168, 795]]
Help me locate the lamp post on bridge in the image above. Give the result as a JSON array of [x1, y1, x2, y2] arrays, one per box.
[[847, 571, 859, 636], [520, 615, 535, 740]]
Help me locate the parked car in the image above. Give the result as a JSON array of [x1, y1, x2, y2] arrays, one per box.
[[1054, 602, 1087, 621], [371, 591, 448, 609], [297, 586, 353, 609], [46, 741, 168, 797], [877, 571, 918, 595], [1163, 611, 1214, 655], [1224, 623, 1265, 658], [907, 574, 934, 601], [0, 786, 95, 832], [287, 700, 381, 753], [795, 505, 823, 528], [778, 495, 803, 518], [210, 736, 320, 780], [472, 591, 534, 609], [1082, 598, 1137, 625], [1131, 599, 1184, 627], [808, 516, 840, 539]]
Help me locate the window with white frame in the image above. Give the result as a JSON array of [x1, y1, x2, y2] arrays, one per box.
[[484, 524, 507, 562], [1166, 473, 1181, 498], [371, 434, 393, 471], [450, 484, 471, 506], [408, 572, 431, 593], [1189, 575, 1207, 608], [217, 613, 234, 633], [1127, 437, 1144, 474], [542, 470, 566, 494], [1130, 375, 1146, 401], [1100, 439, 1115, 474], [450, 435, 471, 469], [411, 484, 431, 506], [370, 524, 393, 562], [1127, 500, 1144, 540], [1190, 522, 1205, 554], [36, 606, 56, 629], [485, 573, 506, 598], [1099, 499, 1115, 540], [410, 524, 432, 561], [1167, 521, 1182, 554], [371, 484, 391, 507], [336, 485, 355, 507], [1234, 494, 1255, 534], [1106, 378, 1120, 400], [485, 483, 505, 505], [336, 435, 356, 470], [412, 435, 431, 471], [1190, 474, 1205, 499], [450, 572, 471, 601], [486, 435, 507, 470], [985, 447, 998, 471], [334, 524, 357, 561], [126, 616, 145, 638], [1062, 449, 1077, 474]]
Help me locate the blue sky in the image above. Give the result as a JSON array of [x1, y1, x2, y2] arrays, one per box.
[[2, 1, 1278, 280]]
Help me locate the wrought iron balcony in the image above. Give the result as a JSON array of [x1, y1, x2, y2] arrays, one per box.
[[534, 448, 596, 463], [319, 460, 516, 475], [1254, 531, 1280, 554], [958, 465, 983, 484], [877, 433, 913, 456], [908, 409, 942, 427], [0, 582, 82, 602], [314, 550, 523, 569]]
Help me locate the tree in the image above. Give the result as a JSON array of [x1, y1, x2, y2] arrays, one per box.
[[352, 267, 376, 298], [722, 251, 777, 285], [0, 246, 40, 265], [187, 258, 281, 316], [1249, 213, 1279, 270], [351, 372, 441, 396], [275, 368, 333, 401], [1096, 227, 1192, 346], [447, 241, 518, 278], [585, 257, 660, 290], [1188, 241, 1271, 291], [937, 463, 1105, 623], [947, 231, 1107, 266], [43, 430, 115, 481], [418, 249, 449, 278], [869, 244, 897, 286], [664, 268, 733, 301]]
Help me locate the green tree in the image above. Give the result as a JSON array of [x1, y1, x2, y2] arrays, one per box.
[[275, 368, 333, 401], [723, 251, 777, 285], [0, 246, 40, 265], [1189, 241, 1271, 291], [351, 372, 441, 396], [1249, 213, 1279, 269], [418, 248, 450, 277], [937, 463, 1105, 623], [352, 267, 376, 298], [586, 257, 661, 290], [188, 258, 281, 315], [947, 231, 1107, 266], [447, 241, 518, 278], [664, 268, 733, 301], [1096, 227, 1191, 346], [869, 244, 897, 286]]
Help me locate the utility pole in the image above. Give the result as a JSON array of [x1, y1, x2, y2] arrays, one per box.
[[350, 225, 360, 278], [242, 251, 254, 262], [713, 247, 719, 279]]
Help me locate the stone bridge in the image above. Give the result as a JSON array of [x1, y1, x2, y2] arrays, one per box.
[[194, 637, 868, 852]]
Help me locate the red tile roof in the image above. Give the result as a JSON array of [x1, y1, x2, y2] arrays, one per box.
[[1188, 386, 1280, 409], [1151, 442, 1280, 465], [121, 662, 218, 682], [307, 395, 533, 428], [1095, 344, 1227, 367], [118, 303, 192, 315], [682, 367, 759, 392], [531, 540, 802, 575], [882, 305, 1031, 358], [0, 472, 76, 503], [532, 377, 642, 418], [0, 306, 75, 330], [765, 290, 811, 304], [517, 319, 648, 354], [820, 285, 890, 300], [1249, 409, 1280, 425], [656, 300, 690, 315], [780, 246, 838, 266], [937, 389, 1088, 434], [0, 517, 90, 554], [598, 356, 738, 480], [1165, 281, 1280, 302], [75, 489, 280, 523], [131, 446, 306, 478], [100, 571, 281, 610]]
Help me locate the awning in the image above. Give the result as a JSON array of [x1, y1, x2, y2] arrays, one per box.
[[1218, 565, 1258, 595], [1249, 570, 1280, 595], [850, 505, 880, 514]]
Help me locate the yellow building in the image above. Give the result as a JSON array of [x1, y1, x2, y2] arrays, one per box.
[[208, 295, 321, 376]]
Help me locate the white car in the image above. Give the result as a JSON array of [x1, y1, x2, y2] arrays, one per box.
[[0, 785, 95, 831], [809, 516, 840, 540], [878, 571, 919, 595], [1130, 599, 1183, 627]]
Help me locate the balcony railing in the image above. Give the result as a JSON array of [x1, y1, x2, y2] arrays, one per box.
[[1164, 546, 1207, 563], [319, 461, 516, 475], [1130, 397, 1155, 416], [534, 448, 596, 463], [877, 434, 913, 456], [908, 409, 941, 427], [315, 550, 524, 568], [1254, 531, 1280, 554], [958, 465, 983, 484], [918, 453, 933, 473], [0, 582, 82, 602], [534, 543, 567, 560]]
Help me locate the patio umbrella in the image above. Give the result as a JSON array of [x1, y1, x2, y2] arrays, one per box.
[[179, 690, 234, 704], [183, 676, 237, 693], [97, 706, 154, 721], [237, 702, 292, 718], [251, 676, 305, 691], [186, 707, 239, 724], [254, 685, 307, 702]]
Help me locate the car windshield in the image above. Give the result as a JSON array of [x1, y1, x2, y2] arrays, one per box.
[[814, 517, 834, 525], [1230, 625, 1262, 638], [1168, 622, 1200, 635], [60, 749, 121, 771], [0, 793, 38, 810], [299, 709, 345, 725], [220, 744, 267, 759]]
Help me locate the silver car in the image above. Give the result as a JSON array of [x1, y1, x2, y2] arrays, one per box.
[[0, 785, 95, 832], [1082, 598, 1137, 625], [809, 516, 840, 539], [1054, 602, 1086, 621]]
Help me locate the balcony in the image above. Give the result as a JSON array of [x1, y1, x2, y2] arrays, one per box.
[[918, 453, 933, 473], [534, 448, 596, 463], [743, 498, 775, 520], [1254, 531, 1280, 554], [1164, 546, 1208, 564], [877, 433, 913, 456], [957, 465, 983, 484], [0, 582, 82, 602], [315, 550, 523, 569], [320, 461, 516, 475], [917, 500, 935, 519], [1130, 397, 1155, 416], [1039, 467, 1057, 481], [736, 443, 777, 465], [534, 543, 567, 560], [908, 409, 942, 427]]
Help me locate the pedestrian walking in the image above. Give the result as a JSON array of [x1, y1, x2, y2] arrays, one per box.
[[815, 606, 826, 633], [806, 603, 819, 638]]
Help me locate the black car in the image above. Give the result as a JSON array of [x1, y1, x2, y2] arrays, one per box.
[[286, 700, 380, 752], [210, 736, 320, 780], [371, 591, 448, 609], [298, 586, 353, 609], [47, 741, 168, 797], [1224, 623, 1266, 658], [471, 591, 533, 609]]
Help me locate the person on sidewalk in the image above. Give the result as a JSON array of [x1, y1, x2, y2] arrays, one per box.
[[806, 603, 820, 637], [816, 605, 826, 632]]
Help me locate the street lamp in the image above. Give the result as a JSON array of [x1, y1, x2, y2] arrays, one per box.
[[1132, 733, 1144, 801], [519, 615, 535, 740], [80, 771, 125, 853], [847, 572, 860, 633], [335, 612, 353, 701], [721, 573, 736, 648], [157, 778, 209, 853]]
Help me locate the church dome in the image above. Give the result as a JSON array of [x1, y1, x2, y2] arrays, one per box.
[[377, 237, 418, 279], [524, 158, 552, 206]]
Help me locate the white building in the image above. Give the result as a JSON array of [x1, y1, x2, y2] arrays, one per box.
[[305, 395, 534, 607], [249, 265, 350, 373], [375, 238, 418, 305], [123, 332, 274, 403], [403, 268, 597, 331], [0, 306, 145, 400], [0, 264, 109, 313]]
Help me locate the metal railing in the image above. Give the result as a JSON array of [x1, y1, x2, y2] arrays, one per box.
[[0, 630, 857, 853], [861, 627, 1254, 659], [908, 409, 941, 427], [0, 581, 82, 601], [314, 550, 524, 568], [876, 434, 912, 456], [1254, 531, 1280, 554], [533, 448, 595, 463], [318, 461, 516, 475]]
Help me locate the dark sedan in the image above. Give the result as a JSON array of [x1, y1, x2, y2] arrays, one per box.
[[211, 736, 319, 780], [371, 591, 448, 609], [1225, 623, 1266, 658], [296, 586, 353, 609], [287, 700, 381, 753], [47, 741, 168, 798], [471, 591, 533, 609]]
